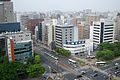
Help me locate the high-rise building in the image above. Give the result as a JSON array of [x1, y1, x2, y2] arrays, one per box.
[[86, 15, 100, 26], [115, 13, 120, 41], [35, 23, 42, 41], [26, 19, 44, 35], [55, 25, 78, 47], [42, 22, 53, 48], [20, 15, 29, 30], [0, 0, 14, 22], [90, 19, 115, 49]]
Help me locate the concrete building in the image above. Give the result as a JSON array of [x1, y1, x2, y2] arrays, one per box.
[[55, 25, 78, 47], [77, 21, 90, 39], [4, 31, 33, 62], [20, 15, 29, 30], [51, 19, 57, 41], [115, 13, 120, 41], [63, 40, 92, 56], [86, 14, 100, 26], [42, 22, 53, 48], [90, 19, 115, 49], [35, 19, 57, 49], [0, 0, 14, 22]]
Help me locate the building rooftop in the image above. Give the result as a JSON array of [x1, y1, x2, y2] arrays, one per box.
[[56, 25, 74, 28], [1, 31, 31, 35]]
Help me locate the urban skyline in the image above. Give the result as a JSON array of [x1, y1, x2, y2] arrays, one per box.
[[12, 0, 120, 12]]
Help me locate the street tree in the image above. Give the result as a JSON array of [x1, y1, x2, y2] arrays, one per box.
[[35, 55, 41, 64], [27, 64, 45, 78], [96, 50, 114, 60]]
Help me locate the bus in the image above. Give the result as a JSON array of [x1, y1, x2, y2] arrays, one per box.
[[45, 52, 58, 60], [68, 59, 77, 67], [95, 61, 106, 65], [86, 55, 95, 59], [52, 56, 58, 60]]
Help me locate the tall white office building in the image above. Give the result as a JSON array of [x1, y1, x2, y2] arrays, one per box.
[[55, 25, 78, 47], [90, 19, 115, 49]]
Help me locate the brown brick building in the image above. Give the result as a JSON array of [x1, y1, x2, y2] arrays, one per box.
[[25, 19, 44, 35]]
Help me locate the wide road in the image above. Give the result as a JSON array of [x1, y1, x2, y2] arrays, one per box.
[[34, 46, 80, 80], [33, 43, 109, 80]]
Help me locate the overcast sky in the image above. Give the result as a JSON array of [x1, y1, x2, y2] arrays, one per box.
[[12, 0, 120, 12]]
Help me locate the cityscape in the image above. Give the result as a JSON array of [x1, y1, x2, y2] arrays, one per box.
[[0, 0, 120, 80]]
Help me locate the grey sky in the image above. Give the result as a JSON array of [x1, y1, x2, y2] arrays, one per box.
[[12, 0, 120, 12]]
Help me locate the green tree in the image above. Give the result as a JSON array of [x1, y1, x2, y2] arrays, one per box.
[[96, 50, 114, 60], [35, 55, 41, 64], [26, 57, 35, 64], [27, 64, 45, 78], [55, 47, 71, 57], [113, 48, 120, 57], [98, 42, 114, 51], [13, 62, 28, 79], [0, 56, 8, 64], [0, 63, 19, 80]]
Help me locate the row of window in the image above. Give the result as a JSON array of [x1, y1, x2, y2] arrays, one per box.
[[65, 29, 72, 31], [104, 33, 113, 35], [104, 27, 113, 29], [104, 38, 113, 40], [105, 24, 114, 26], [64, 45, 85, 48], [93, 38, 99, 40], [93, 35, 99, 38], [94, 30, 100, 32], [104, 35, 113, 38], [12, 34, 30, 38], [104, 30, 113, 32], [93, 32, 99, 35], [94, 27, 100, 29], [93, 40, 99, 43]]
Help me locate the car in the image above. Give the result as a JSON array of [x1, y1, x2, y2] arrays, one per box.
[[76, 75, 83, 78], [81, 71, 86, 75], [115, 66, 119, 69], [115, 71, 120, 74], [92, 73, 98, 77], [93, 70, 98, 73], [115, 63, 119, 66]]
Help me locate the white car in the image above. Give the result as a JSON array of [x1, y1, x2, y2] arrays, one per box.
[[115, 63, 119, 66]]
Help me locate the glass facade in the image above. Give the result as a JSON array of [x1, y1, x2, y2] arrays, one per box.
[[14, 41, 32, 61], [0, 22, 20, 34], [38, 23, 42, 41], [0, 37, 6, 56]]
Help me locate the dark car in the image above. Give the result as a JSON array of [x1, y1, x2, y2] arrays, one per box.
[[81, 71, 86, 75], [115, 66, 119, 69], [76, 75, 83, 78]]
